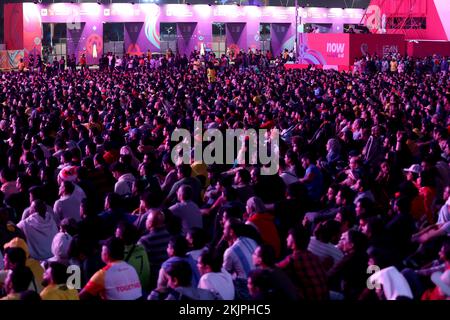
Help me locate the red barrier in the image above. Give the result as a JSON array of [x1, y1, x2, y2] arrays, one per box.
[[284, 64, 350, 72], [284, 64, 309, 70]]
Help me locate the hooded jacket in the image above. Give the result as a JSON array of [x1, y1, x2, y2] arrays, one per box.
[[114, 173, 136, 196], [48, 232, 72, 265], [17, 213, 58, 261], [247, 212, 281, 258], [3, 237, 45, 293]]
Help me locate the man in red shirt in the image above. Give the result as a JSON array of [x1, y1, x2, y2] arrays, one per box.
[[79, 54, 87, 71], [245, 197, 281, 258], [277, 226, 329, 300]]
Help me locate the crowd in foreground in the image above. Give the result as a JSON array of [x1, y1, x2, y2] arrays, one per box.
[[2, 49, 450, 300]]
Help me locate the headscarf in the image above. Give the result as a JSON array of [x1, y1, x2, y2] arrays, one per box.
[[326, 138, 341, 163], [369, 266, 413, 300]]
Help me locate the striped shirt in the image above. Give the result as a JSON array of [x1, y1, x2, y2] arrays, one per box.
[[223, 237, 257, 279], [159, 255, 200, 288], [308, 236, 344, 268], [138, 228, 171, 268]]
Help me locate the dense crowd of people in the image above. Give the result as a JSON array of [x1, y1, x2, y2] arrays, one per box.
[[2, 48, 450, 300], [20, 47, 285, 74]]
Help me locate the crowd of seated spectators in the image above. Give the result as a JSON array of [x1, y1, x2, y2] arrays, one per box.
[[1, 49, 450, 300]]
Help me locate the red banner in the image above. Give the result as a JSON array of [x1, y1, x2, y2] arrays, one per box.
[[407, 40, 450, 58], [4, 4, 24, 50], [349, 34, 405, 63]]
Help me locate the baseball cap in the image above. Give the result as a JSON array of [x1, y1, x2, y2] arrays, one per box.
[[403, 164, 422, 174], [58, 166, 78, 182]]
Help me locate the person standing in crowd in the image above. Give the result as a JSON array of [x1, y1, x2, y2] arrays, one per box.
[[79, 54, 87, 71]]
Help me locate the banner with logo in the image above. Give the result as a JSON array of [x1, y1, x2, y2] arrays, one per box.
[[349, 34, 405, 62], [299, 33, 350, 66], [298, 33, 405, 67]]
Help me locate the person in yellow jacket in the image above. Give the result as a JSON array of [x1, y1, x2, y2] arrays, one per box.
[[3, 237, 44, 293], [207, 63, 216, 83], [191, 161, 210, 189], [390, 58, 398, 73], [282, 49, 289, 61], [18, 58, 26, 72], [40, 262, 79, 300]]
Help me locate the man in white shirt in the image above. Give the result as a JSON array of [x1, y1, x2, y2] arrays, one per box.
[[21, 186, 55, 222], [308, 220, 344, 270], [437, 189, 450, 224], [111, 162, 136, 197], [17, 200, 58, 261], [197, 250, 234, 300], [222, 219, 257, 280], [108, 53, 113, 67], [115, 56, 122, 69], [53, 181, 83, 225], [57, 166, 87, 203]]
